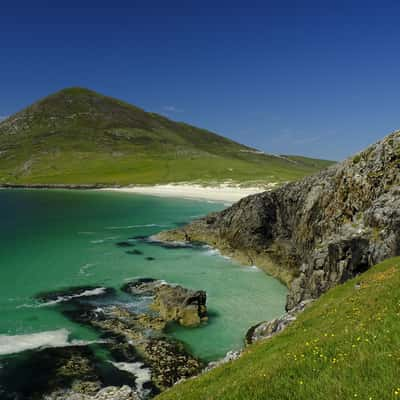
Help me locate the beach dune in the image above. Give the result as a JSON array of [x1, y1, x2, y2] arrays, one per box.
[[101, 183, 276, 203]]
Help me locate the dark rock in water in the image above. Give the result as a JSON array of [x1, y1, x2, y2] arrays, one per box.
[[116, 241, 135, 247], [35, 286, 114, 304], [131, 235, 204, 250], [121, 278, 161, 295], [151, 284, 207, 327], [245, 300, 313, 345], [146, 257, 155, 261], [7, 279, 206, 399], [62, 303, 203, 392], [128, 235, 148, 241], [150, 240, 205, 250], [123, 279, 208, 327], [0, 345, 139, 400], [126, 249, 144, 255], [156, 130, 400, 310], [141, 338, 202, 389]]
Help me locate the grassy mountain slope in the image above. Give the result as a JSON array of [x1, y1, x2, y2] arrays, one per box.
[[157, 257, 400, 400], [0, 88, 334, 185]]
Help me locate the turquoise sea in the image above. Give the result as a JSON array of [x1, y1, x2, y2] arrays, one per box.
[[0, 189, 286, 363]]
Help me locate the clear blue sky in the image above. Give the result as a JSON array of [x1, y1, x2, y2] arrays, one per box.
[[1, 1, 400, 160]]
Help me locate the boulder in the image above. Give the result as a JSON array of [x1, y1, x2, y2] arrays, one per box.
[[122, 279, 208, 328], [151, 284, 207, 327]]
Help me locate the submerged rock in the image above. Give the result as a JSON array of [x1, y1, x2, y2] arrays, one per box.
[[28, 279, 207, 396], [0, 346, 139, 400], [126, 249, 144, 255], [116, 241, 136, 247], [63, 302, 203, 392], [36, 286, 114, 304], [131, 235, 204, 250]]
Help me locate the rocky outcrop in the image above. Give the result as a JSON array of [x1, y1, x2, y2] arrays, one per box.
[[65, 303, 203, 391], [245, 300, 313, 345], [151, 285, 207, 327], [157, 130, 400, 310], [204, 350, 242, 372], [45, 385, 140, 400], [22, 282, 206, 398], [0, 346, 140, 400], [123, 279, 208, 327], [55, 280, 207, 392]]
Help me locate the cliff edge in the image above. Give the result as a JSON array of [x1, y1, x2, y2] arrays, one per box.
[[157, 130, 400, 310]]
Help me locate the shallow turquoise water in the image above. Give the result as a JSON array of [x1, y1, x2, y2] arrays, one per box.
[[0, 189, 286, 361]]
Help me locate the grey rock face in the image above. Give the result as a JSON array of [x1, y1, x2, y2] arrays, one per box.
[[158, 130, 400, 310], [205, 350, 242, 372], [246, 300, 313, 345]]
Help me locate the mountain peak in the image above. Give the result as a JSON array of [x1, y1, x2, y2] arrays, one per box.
[[0, 89, 333, 185], [56, 86, 98, 95]]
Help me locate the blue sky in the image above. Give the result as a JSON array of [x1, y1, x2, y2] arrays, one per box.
[[1, 1, 400, 160]]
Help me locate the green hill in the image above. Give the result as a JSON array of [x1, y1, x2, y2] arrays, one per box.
[[0, 87, 333, 185], [157, 257, 400, 400]]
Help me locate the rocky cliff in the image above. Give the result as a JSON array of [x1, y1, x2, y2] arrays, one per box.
[[157, 130, 400, 310]]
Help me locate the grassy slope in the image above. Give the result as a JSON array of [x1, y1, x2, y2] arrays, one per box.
[[0, 88, 334, 185], [157, 257, 400, 400]]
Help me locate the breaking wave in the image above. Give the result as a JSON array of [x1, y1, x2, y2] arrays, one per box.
[[0, 329, 104, 356], [105, 224, 166, 230], [18, 287, 108, 308]]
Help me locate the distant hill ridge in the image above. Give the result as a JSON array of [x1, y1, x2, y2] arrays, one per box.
[[0, 87, 333, 185]]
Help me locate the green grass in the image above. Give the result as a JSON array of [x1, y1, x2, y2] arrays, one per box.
[[157, 257, 400, 400], [0, 87, 334, 185]]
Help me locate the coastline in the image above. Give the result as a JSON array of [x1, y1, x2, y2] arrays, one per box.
[[100, 183, 275, 203], [0, 182, 275, 203], [0, 183, 288, 398]]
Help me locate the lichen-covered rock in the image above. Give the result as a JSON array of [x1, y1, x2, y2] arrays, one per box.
[[245, 300, 313, 345], [64, 303, 203, 392], [0, 345, 138, 400], [123, 279, 208, 328], [157, 130, 400, 310], [205, 350, 242, 372], [46, 385, 140, 400], [151, 285, 207, 327], [121, 278, 164, 295]]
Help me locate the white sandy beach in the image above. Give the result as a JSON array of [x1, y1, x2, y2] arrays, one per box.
[[101, 183, 276, 203]]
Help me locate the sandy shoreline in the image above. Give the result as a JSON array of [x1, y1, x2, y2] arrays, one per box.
[[101, 183, 275, 203]]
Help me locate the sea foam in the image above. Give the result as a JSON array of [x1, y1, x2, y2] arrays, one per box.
[[17, 287, 108, 308], [0, 329, 106, 356], [0, 329, 70, 355], [41, 287, 108, 306], [111, 361, 152, 393], [105, 224, 165, 230]]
